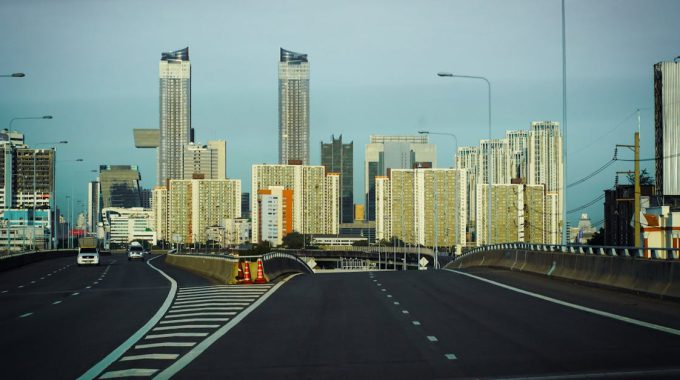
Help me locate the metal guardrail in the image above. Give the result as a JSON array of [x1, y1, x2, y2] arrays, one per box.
[[457, 243, 680, 261]]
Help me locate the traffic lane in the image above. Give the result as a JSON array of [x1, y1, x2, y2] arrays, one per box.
[[376, 270, 680, 378], [0, 255, 78, 293], [0, 255, 111, 323], [461, 266, 680, 331], [153, 253, 214, 287], [0, 255, 170, 379], [175, 272, 462, 380]]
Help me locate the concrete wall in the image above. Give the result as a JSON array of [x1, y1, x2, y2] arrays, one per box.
[[0, 250, 77, 272], [446, 249, 680, 300], [165, 251, 312, 284]]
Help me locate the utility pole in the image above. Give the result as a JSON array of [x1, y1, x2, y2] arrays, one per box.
[[634, 130, 640, 248]]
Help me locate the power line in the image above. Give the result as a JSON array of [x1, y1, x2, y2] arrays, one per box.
[[566, 147, 618, 189]]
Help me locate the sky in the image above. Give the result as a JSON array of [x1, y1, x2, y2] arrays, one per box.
[[1, 0, 679, 228]]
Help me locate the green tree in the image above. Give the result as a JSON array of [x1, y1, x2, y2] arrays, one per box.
[[587, 227, 605, 245], [627, 168, 654, 186], [282, 231, 304, 249]]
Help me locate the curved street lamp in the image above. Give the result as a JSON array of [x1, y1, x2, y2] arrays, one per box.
[[1, 73, 26, 78], [9, 115, 53, 131]]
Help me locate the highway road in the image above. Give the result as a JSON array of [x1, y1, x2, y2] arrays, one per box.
[[2, 255, 680, 379]]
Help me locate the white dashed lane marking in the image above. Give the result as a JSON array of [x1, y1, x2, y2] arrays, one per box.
[[52, 300, 62, 305], [445, 353, 458, 360], [19, 312, 33, 318], [427, 336, 438, 342], [412, 321, 421, 326]]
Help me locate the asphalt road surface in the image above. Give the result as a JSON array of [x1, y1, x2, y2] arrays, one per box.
[[2, 255, 680, 379]]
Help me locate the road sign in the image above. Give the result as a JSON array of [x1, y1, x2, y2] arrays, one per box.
[[419, 257, 429, 269], [172, 234, 182, 243]]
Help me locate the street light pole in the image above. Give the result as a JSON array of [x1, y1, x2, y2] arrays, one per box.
[[0, 73, 26, 78], [9, 115, 53, 131], [437, 72, 492, 245]]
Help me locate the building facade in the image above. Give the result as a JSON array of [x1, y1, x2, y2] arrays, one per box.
[[375, 168, 467, 249], [101, 207, 156, 246], [87, 181, 100, 233], [654, 60, 680, 196], [152, 186, 168, 243], [182, 140, 226, 180], [159, 47, 192, 186], [168, 179, 241, 244], [365, 135, 436, 221], [251, 164, 339, 244], [279, 48, 310, 165], [99, 165, 142, 209], [321, 135, 353, 223]]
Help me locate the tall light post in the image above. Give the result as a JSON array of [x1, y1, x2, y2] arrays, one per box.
[[57, 158, 83, 248], [9, 115, 53, 131], [33, 140, 67, 250], [0, 73, 26, 78], [437, 71, 492, 245]]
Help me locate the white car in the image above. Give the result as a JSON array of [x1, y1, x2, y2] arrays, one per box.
[[128, 245, 145, 261], [77, 247, 100, 266]]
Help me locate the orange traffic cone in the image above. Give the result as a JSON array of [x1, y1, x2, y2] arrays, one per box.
[[235, 262, 244, 283], [242, 261, 253, 284], [254, 259, 267, 284]]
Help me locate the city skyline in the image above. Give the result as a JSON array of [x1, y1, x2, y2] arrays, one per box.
[[2, 0, 680, 229]]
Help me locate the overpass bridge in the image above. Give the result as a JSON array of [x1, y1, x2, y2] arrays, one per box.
[[1, 245, 679, 379]]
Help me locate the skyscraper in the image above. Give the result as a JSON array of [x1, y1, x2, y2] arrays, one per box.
[[87, 181, 100, 233], [99, 165, 142, 209], [321, 135, 353, 223], [654, 60, 680, 196], [182, 140, 226, 180], [279, 48, 310, 165], [159, 47, 192, 186]]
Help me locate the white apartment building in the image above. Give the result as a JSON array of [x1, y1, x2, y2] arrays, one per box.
[[101, 207, 156, 246]]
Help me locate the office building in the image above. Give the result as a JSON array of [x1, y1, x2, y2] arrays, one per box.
[[365, 135, 436, 221], [241, 192, 250, 219], [321, 135, 353, 223], [354, 204, 365, 221], [140, 188, 152, 209], [159, 47, 192, 185], [528, 121, 564, 244], [251, 164, 339, 244], [375, 168, 467, 249], [101, 207, 156, 246], [183, 140, 226, 180], [654, 60, 680, 196], [99, 165, 142, 209], [168, 179, 241, 244], [87, 181, 100, 233], [279, 48, 310, 165]]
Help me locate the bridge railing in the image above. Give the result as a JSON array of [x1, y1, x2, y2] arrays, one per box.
[[458, 243, 680, 261]]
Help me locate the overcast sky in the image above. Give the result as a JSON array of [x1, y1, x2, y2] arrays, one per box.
[[1, 0, 679, 227]]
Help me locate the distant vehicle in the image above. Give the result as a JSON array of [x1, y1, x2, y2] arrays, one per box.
[[128, 242, 145, 261], [77, 237, 100, 266]]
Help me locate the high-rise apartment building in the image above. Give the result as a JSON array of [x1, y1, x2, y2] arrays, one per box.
[[478, 139, 510, 185], [321, 135, 353, 223], [506, 130, 529, 181], [256, 186, 293, 246], [528, 121, 563, 244], [375, 168, 467, 248], [654, 60, 680, 196], [99, 165, 142, 209], [456, 146, 479, 240], [168, 179, 241, 244], [152, 186, 168, 243], [182, 140, 226, 180], [476, 184, 546, 245], [279, 48, 310, 165], [159, 47, 192, 186], [251, 164, 339, 244], [365, 135, 436, 221]]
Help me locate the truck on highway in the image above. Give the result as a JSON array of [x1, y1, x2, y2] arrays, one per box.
[[77, 236, 100, 266]]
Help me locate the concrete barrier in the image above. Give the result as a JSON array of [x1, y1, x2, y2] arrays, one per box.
[[165, 251, 312, 284], [0, 250, 77, 272], [446, 248, 680, 300]]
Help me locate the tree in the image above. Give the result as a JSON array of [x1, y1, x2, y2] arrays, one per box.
[[251, 241, 272, 255], [352, 240, 368, 246], [587, 227, 605, 245], [627, 169, 654, 186], [282, 232, 304, 249]]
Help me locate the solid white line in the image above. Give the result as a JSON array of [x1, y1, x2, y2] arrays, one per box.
[[159, 318, 230, 324], [165, 312, 237, 319], [145, 332, 209, 339], [445, 269, 680, 337], [99, 369, 158, 379], [120, 353, 178, 361], [154, 274, 298, 379], [135, 342, 196, 349], [78, 255, 177, 380], [169, 306, 245, 313], [152, 324, 220, 331], [427, 336, 438, 342]]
